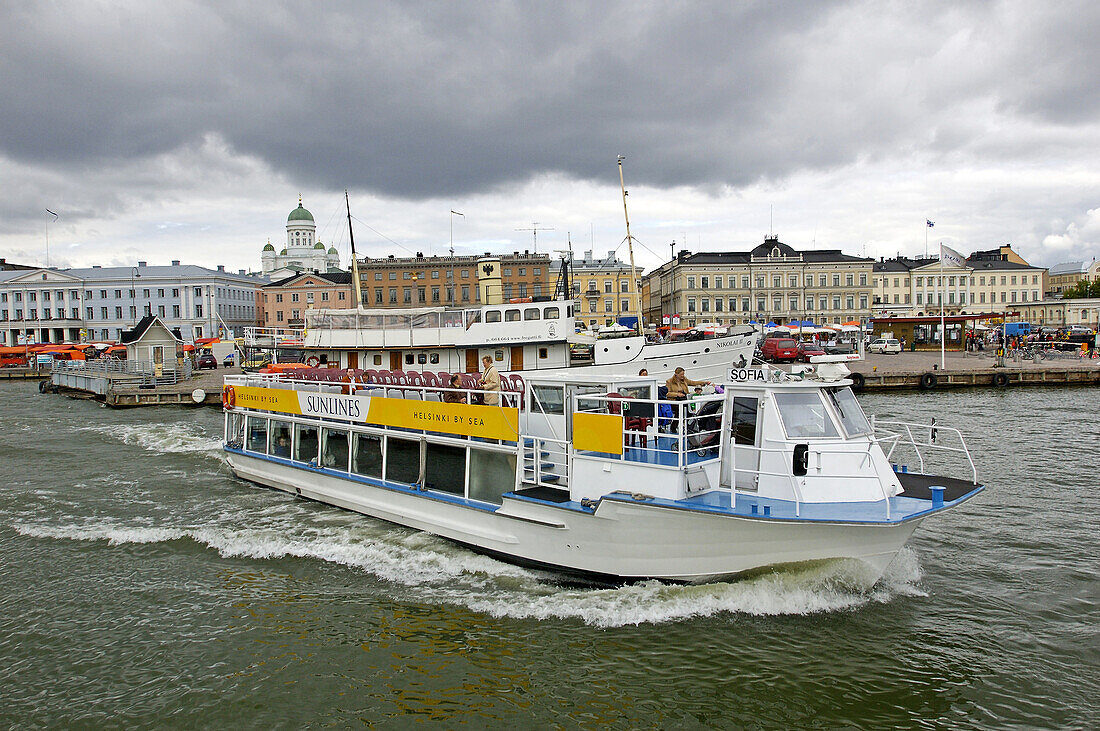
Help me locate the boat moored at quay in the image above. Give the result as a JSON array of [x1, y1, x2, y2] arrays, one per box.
[[222, 357, 983, 584], [244, 298, 758, 381]]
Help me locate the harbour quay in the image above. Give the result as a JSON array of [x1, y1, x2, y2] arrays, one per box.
[[44, 362, 236, 407], [846, 349, 1100, 391]]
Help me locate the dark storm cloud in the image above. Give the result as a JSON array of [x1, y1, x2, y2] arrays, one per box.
[[1, 0, 1098, 207]]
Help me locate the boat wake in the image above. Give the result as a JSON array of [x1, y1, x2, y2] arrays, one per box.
[[77, 423, 223, 456], [13, 518, 926, 627]]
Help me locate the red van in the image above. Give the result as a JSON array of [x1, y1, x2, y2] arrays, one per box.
[[761, 337, 799, 362]]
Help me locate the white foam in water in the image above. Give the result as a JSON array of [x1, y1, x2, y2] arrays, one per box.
[[80, 423, 223, 456], [13, 518, 928, 627]]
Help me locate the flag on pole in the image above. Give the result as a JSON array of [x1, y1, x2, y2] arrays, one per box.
[[926, 219, 935, 228], [940, 243, 966, 269]]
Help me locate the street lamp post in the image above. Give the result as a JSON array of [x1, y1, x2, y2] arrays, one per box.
[[129, 267, 141, 325]]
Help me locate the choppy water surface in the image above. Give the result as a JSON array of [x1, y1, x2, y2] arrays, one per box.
[[0, 382, 1096, 728]]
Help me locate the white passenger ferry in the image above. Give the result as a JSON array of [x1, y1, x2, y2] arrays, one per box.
[[245, 298, 757, 382], [221, 357, 982, 584]]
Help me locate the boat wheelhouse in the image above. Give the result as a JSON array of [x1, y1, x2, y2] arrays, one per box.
[[242, 299, 757, 382], [222, 359, 982, 583]]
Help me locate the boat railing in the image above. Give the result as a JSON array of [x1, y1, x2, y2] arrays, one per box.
[[871, 417, 977, 484], [523, 435, 571, 490], [572, 393, 726, 469]]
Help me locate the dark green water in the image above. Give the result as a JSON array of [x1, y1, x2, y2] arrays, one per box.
[[0, 381, 1096, 729]]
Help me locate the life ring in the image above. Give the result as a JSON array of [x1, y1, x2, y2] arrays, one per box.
[[222, 385, 236, 409], [849, 372, 865, 393], [919, 373, 938, 390], [305, 355, 321, 368], [992, 373, 1008, 387]]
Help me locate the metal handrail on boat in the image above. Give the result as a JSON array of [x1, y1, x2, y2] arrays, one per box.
[[871, 418, 978, 485]]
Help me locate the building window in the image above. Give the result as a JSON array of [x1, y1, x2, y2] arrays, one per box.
[[715, 298, 724, 312], [832, 296, 841, 310], [687, 276, 696, 289], [173, 305, 180, 317], [860, 295, 868, 309], [789, 275, 798, 288], [389, 289, 397, 303], [321, 292, 329, 301], [291, 293, 299, 302], [846, 274, 854, 287], [605, 300, 613, 312], [687, 298, 697, 313], [403, 288, 411, 303], [772, 275, 781, 288]]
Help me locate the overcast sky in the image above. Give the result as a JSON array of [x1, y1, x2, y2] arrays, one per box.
[[2, 1, 1098, 275]]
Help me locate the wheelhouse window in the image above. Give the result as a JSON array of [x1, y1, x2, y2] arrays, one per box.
[[773, 392, 839, 439], [544, 307, 559, 319], [524, 308, 540, 320], [824, 387, 871, 437], [531, 385, 565, 414], [485, 310, 501, 323], [505, 309, 521, 322]]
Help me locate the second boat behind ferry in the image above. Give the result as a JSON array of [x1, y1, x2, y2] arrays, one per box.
[[245, 297, 757, 382]]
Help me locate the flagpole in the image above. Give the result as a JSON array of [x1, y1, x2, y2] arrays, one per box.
[[939, 243, 946, 370]]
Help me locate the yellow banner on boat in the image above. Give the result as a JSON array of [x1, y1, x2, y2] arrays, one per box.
[[368, 398, 519, 441], [230, 386, 518, 441], [571, 412, 623, 455]]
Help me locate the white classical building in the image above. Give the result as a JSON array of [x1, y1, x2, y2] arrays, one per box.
[[261, 198, 342, 279]]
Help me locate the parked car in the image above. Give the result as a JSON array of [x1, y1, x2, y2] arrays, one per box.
[[761, 337, 799, 362], [196, 353, 218, 370], [242, 353, 273, 371], [823, 338, 857, 354], [868, 338, 902, 354], [796, 342, 827, 362]]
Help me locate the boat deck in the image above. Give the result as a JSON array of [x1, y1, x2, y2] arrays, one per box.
[[509, 475, 983, 525]]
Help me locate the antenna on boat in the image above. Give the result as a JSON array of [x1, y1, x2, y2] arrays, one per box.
[[617, 155, 644, 337], [345, 190, 363, 309], [449, 210, 464, 305], [552, 235, 574, 301]]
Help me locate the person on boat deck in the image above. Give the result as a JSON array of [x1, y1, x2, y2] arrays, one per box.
[[443, 374, 467, 404], [638, 368, 648, 376], [479, 355, 501, 406], [340, 367, 358, 395], [665, 367, 711, 400]]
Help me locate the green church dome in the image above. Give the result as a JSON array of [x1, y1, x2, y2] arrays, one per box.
[[314, 241, 325, 249], [280, 248, 287, 255], [262, 242, 275, 252], [328, 246, 338, 255], [288, 201, 314, 223]]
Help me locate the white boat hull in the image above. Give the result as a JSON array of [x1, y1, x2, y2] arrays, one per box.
[[227, 451, 920, 584]]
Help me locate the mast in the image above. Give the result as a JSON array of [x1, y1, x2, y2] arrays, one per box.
[[617, 156, 644, 336], [345, 190, 363, 309]]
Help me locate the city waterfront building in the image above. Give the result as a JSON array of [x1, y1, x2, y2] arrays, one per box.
[[566, 249, 644, 329], [0, 261, 265, 346], [260, 198, 342, 279], [872, 244, 1047, 318], [642, 235, 874, 329], [260, 272, 354, 328], [353, 250, 551, 309], [1047, 260, 1100, 296]]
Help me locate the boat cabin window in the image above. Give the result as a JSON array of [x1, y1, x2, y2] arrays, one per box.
[[429, 353, 440, 364], [530, 385, 565, 414], [544, 307, 559, 319], [417, 353, 427, 364], [424, 443, 466, 495], [270, 421, 292, 458], [386, 437, 421, 484], [505, 309, 521, 322], [538, 347, 549, 359], [321, 428, 350, 471], [228, 413, 245, 445], [524, 308, 540, 321], [246, 416, 268, 453], [352, 433, 382, 478], [469, 449, 517, 504], [295, 423, 320, 462], [373, 354, 383, 366], [773, 392, 839, 439], [405, 353, 415, 365], [731, 398, 759, 445], [825, 386, 872, 437], [485, 310, 501, 323]]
